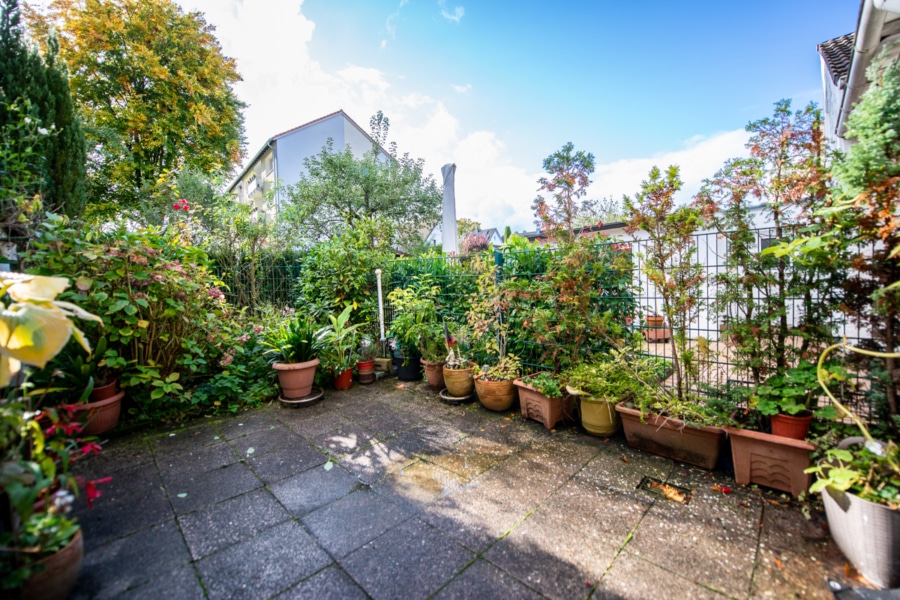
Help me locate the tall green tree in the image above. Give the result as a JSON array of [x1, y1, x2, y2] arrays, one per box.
[[0, 0, 85, 221], [697, 100, 840, 385], [531, 142, 596, 243], [283, 112, 441, 250], [830, 58, 900, 416], [28, 0, 246, 218]]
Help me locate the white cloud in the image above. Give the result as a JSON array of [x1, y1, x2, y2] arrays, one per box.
[[452, 84, 472, 94], [590, 129, 751, 205], [438, 1, 465, 23]]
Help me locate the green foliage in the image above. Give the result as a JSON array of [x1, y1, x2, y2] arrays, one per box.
[[466, 254, 514, 369], [0, 99, 46, 245], [625, 165, 704, 402], [29, 0, 245, 216], [531, 142, 596, 243], [387, 277, 446, 363], [698, 100, 840, 385], [752, 361, 841, 418], [23, 214, 266, 419], [283, 113, 441, 249], [520, 372, 563, 399], [262, 314, 330, 365], [322, 305, 363, 372], [1, 0, 86, 221], [562, 351, 661, 404], [295, 217, 395, 337], [505, 236, 636, 373], [829, 55, 900, 416], [807, 440, 900, 508]]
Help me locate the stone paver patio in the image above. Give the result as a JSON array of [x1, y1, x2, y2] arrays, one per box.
[[69, 379, 858, 599]]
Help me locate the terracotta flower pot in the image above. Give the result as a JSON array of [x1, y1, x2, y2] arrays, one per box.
[[333, 367, 353, 390], [273, 358, 320, 399], [475, 378, 516, 412], [513, 377, 574, 430], [89, 378, 118, 402], [356, 360, 375, 384], [770, 411, 813, 440], [443, 362, 476, 397], [616, 404, 725, 470], [725, 426, 814, 497], [23, 528, 83, 600], [421, 359, 446, 391], [79, 391, 124, 436]]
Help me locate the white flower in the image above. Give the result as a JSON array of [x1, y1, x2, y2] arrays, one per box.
[[37, 127, 49, 135]]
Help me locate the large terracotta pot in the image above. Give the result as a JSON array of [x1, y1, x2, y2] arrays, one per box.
[[513, 377, 574, 430], [475, 378, 516, 412], [89, 378, 118, 402], [22, 528, 83, 600], [443, 362, 476, 397], [421, 359, 446, 391], [79, 391, 124, 436], [770, 411, 813, 440], [616, 404, 725, 470], [725, 426, 814, 497], [273, 358, 320, 399], [334, 367, 353, 390]]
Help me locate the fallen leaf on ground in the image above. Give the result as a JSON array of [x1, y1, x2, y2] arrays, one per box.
[[712, 484, 732, 494], [395, 383, 406, 389], [774, 557, 784, 569], [621, 456, 629, 463], [650, 480, 688, 504]]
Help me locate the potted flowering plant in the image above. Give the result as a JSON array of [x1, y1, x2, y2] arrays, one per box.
[[442, 322, 476, 398], [0, 273, 108, 596]]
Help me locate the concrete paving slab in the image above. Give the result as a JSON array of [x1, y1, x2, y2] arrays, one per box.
[[310, 422, 383, 458], [71, 520, 191, 600], [374, 458, 470, 507], [178, 488, 292, 560], [147, 424, 223, 458], [195, 520, 331, 599], [302, 488, 414, 558], [288, 411, 355, 440], [268, 462, 361, 516], [247, 441, 328, 484], [156, 440, 241, 479], [75, 485, 173, 550], [598, 551, 728, 599], [115, 565, 205, 600], [225, 423, 303, 458], [359, 409, 424, 439], [274, 565, 368, 599], [217, 408, 282, 440], [340, 517, 474, 600], [166, 461, 263, 515], [433, 559, 545, 600], [339, 439, 416, 484]]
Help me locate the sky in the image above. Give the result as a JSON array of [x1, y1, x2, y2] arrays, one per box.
[[178, 0, 860, 233]]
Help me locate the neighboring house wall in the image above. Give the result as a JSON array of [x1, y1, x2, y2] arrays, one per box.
[[228, 110, 389, 214]]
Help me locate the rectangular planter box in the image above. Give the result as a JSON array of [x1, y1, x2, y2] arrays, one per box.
[[725, 426, 814, 498], [616, 404, 725, 470], [513, 377, 574, 430]]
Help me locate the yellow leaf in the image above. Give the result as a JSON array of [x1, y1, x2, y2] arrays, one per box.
[[137, 320, 150, 328], [0, 304, 73, 368], [3, 274, 69, 302]]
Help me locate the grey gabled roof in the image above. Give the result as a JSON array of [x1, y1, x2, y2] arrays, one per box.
[[818, 32, 855, 86]]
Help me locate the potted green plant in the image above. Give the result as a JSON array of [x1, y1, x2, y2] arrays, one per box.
[[803, 342, 900, 588], [0, 273, 106, 597], [442, 323, 476, 398], [562, 350, 655, 437], [323, 306, 362, 391], [387, 277, 444, 383], [467, 255, 521, 411], [752, 361, 840, 440], [262, 314, 331, 399], [513, 372, 572, 430]]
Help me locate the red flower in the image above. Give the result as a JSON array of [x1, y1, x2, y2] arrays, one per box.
[[85, 477, 112, 508]]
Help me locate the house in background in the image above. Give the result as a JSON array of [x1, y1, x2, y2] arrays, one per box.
[[520, 222, 630, 245], [227, 110, 389, 213], [818, 0, 900, 152], [425, 223, 504, 251]]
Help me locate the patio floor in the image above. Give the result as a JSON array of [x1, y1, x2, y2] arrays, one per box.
[[69, 378, 858, 599]]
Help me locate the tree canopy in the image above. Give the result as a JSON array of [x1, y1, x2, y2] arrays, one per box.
[[282, 111, 441, 250], [531, 142, 596, 242], [1, 0, 86, 223], [27, 0, 246, 218]]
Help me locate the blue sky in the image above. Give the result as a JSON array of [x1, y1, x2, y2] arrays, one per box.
[[181, 0, 858, 232]]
